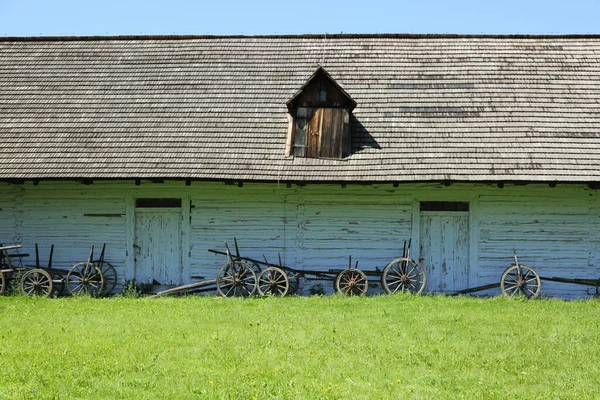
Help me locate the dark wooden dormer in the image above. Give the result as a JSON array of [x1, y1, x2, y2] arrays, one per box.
[[286, 67, 356, 159]]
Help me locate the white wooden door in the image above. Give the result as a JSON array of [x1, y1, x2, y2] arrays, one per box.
[[134, 208, 182, 285], [419, 212, 469, 292]]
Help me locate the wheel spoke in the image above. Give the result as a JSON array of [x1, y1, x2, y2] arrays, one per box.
[[225, 284, 236, 297]]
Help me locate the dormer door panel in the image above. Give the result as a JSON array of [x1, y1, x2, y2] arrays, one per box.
[[294, 107, 350, 159]]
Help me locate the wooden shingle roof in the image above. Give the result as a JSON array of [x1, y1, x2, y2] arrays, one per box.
[[1, 34, 600, 183]]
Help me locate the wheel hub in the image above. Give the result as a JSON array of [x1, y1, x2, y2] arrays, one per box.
[[515, 276, 524, 288]]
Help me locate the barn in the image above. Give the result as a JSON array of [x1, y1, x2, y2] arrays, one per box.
[[1, 34, 599, 297]]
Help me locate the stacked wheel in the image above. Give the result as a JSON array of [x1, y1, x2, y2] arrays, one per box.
[[67, 262, 105, 296], [21, 269, 53, 297], [500, 265, 541, 299], [216, 261, 257, 297], [99, 261, 118, 295], [257, 267, 289, 296], [0, 270, 5, 296], [335, 268, 368, 296], [381, 258, 427, 295]]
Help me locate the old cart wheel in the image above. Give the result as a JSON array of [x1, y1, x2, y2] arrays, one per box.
[[0, 270, 6, 295], [257, 267, 289, 296], [21, 269, 53, 297], [335, 268, 368, 296], [216, 261, 257, 297], [501, 265, 541, 299], [250, 262, 262, 275], [381, 257, 427, 295], [99, 262, 118, 295], [67, 262, 104, 296]]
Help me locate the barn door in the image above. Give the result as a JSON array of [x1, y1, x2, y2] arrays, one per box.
[[419, 202, 470, 293], [134, 199, 182, 286]]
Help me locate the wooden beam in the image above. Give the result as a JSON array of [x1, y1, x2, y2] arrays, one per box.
[[284, 113, 294, 157]]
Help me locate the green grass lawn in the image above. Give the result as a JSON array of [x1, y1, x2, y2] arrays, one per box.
[[0, 295, 598, 399]]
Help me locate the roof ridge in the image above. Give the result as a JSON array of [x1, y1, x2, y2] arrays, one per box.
[[2, 33, 600, 42]]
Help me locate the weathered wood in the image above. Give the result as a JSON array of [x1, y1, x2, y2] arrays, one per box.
[[287, 68, 356, 111], [293, 108, 308, 157], [319, 108, 346, 159], [540, 276, 600, 287], [135, 208, 182, 285], [0, 245, 22, 251], [341, 110, 350, 158], [2, 180, 600, 299], [454, 282, 501, 295], [419, 211, 469, 292], [284, 113, 294, 157], [307, 108, 321, 158], [153, 279, 217, 297], [294, 107, 350, 159]]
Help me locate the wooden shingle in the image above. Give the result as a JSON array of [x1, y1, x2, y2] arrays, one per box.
[[1, 34, 600, 182]]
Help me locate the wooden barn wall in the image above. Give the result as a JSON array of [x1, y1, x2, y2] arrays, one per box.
[[0, 183, 19, 245], [189, 183, 289, 283], [18, 181, 129, 283], [475, 185, 598, 298], [0, 181, 598, 298], [296, 185, 413, 293]]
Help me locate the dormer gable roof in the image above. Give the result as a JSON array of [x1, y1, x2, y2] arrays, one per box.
[[286, 66, 357, 113]]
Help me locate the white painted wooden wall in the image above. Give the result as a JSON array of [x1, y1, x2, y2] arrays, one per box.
[[0, 181, 597, 298]]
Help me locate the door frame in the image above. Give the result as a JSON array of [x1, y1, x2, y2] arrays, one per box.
[[411, 195, 479, 289], [418, 209, 470, 292], [133, 206, 183, 285], [125, 193, 191, 285]]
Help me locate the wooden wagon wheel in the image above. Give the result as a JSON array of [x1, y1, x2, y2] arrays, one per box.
[[335, 268, 368, 296], [66, 262, 104, 296], [0, 270, 6, 295], [381, 257, 427, 295], [99, 261, 118, 295], [257, 267, 289, 296], [216, 261, 257, 297], [21, 269, 53, 297], [250, 262, 262, 275], [500, 265, 541, 299]]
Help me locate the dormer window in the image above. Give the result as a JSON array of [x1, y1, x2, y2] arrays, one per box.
[[286, 67, 356, 159]]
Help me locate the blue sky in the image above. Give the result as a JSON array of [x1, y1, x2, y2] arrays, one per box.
[[1, 0, 599, 36]]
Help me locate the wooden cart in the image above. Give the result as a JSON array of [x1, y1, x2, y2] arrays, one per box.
[[155, 238, 427, 297], [453, 250, 542, 299], [0, 243, 117, 297]]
